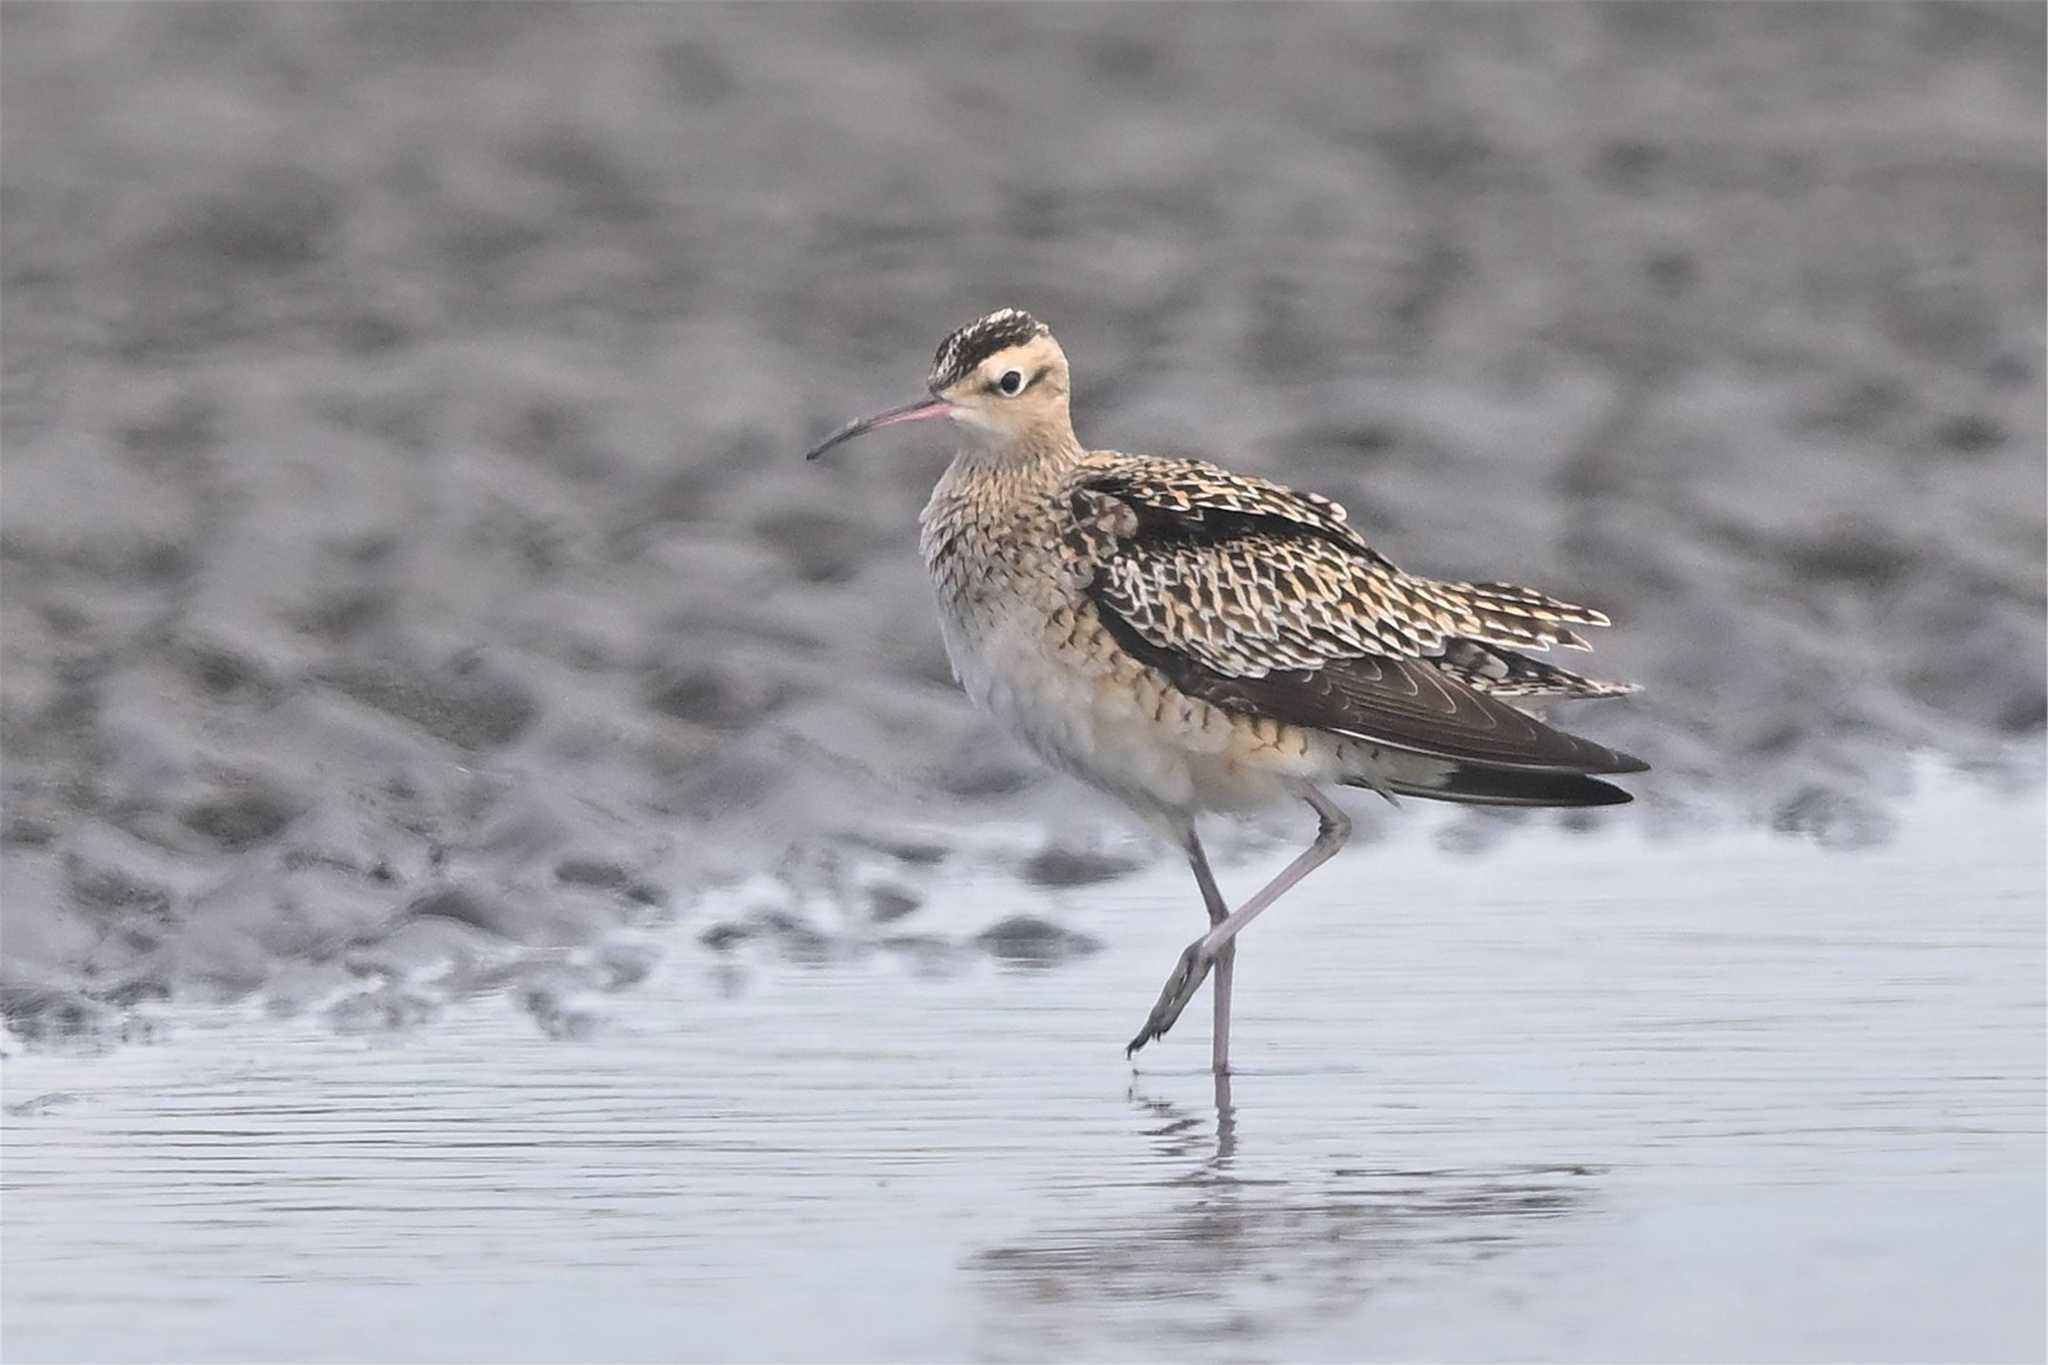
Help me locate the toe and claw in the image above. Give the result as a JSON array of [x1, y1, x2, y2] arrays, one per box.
[[1125, 939, 1212, 1058]]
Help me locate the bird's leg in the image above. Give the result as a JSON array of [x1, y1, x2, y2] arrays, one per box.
[[1125, 819, 1232, 1067], [1126, 789, 1352, 1062], [1185, 831, 1233, 1074]]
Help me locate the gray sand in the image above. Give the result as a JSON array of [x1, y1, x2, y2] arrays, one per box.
[[0, 10, 2044, 1357], [3, 2, 2040, 1038]]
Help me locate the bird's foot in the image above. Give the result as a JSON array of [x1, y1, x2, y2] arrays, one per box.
[[1125, 940, 1212, 1058]]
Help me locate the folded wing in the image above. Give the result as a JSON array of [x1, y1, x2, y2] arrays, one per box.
[[1066, 457, 1647, 776]]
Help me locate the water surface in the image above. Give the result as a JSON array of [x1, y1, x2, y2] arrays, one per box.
[[4, 769, 2042, 1362]]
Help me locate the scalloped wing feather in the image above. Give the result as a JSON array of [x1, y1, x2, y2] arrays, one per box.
[[1073, 455, 1618, 667], [1065, 454, 1645, 773]]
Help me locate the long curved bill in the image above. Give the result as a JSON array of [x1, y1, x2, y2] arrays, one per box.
[[803, 396, 955, 462]]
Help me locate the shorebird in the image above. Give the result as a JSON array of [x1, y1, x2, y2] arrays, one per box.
[[805, 309, 1646, 1073]]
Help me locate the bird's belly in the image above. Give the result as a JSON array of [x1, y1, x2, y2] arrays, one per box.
[[938, 597, 1339, 818]]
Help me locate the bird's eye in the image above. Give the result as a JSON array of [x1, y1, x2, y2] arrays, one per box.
[[996, 369, 1025, 396]]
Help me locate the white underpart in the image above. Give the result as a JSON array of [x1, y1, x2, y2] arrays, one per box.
[[932, 593, 1359, 829]]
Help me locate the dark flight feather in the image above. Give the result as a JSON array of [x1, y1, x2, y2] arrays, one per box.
[[1349, 764, 1636, 807]]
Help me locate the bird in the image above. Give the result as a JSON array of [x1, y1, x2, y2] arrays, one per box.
[[804, 308, 1646, 1074]]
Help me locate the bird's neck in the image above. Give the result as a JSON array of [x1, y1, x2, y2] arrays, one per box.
[[921, 426, 1085, 577], [941, 423, 1085, 490]]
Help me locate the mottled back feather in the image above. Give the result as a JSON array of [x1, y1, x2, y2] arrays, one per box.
[[1064, 454, 1646, 776]]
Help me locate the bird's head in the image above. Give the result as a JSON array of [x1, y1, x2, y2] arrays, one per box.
[[804, 308, 1074, 462]]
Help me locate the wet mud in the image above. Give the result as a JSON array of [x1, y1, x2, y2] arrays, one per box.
[[1, 4, 2042, 1037]]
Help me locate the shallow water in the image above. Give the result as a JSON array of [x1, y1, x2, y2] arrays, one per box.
[[4, 767, 2043, 1363]]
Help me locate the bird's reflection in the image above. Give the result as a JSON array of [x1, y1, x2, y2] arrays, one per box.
[[971, 1072, 1600, 1354], [1129, 1071, 1240, 1179]]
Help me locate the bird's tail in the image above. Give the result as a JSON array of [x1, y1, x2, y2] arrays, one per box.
[[1343, 761, 1633, 808]]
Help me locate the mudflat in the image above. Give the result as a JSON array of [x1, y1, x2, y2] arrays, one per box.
[[1, 10, 2043, 1357], [2, 4, 2040, 1034]]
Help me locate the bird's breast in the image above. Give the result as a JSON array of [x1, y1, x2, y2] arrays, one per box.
[[915, 463, 1337, 816]]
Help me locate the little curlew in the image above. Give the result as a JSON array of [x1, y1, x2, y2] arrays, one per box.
[[805, 308, 1647, 1074]]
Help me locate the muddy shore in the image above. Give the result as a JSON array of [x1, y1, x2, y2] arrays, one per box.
[[2, 3, 2042, 1039]]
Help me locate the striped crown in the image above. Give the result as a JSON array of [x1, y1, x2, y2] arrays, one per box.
[[928, 309, 1048, 393]]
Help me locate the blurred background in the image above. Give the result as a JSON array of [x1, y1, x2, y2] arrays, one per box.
[[0, 5, 2042, 1360], [3, 0, 2040, 1034]]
